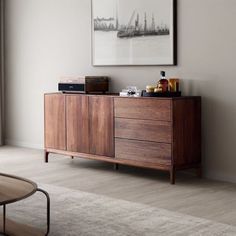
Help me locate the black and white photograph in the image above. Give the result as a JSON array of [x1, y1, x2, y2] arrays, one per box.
[[92, 0, 176, 66]]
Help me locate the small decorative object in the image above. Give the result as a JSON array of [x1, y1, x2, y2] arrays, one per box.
[[154, 87, 162, 93], [92, 0, 177, 66], [120, 86, 142, 97], [146, 85, 156, 93], [169, 78, 180, 92]]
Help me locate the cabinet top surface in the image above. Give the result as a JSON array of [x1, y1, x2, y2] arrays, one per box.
[[44, 92, 201, 100]]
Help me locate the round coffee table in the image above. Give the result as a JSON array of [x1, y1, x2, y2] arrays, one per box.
[[0, 173, 50, 236]]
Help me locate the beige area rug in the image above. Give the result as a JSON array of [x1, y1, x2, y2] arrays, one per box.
[[5, 184, 236, 236]]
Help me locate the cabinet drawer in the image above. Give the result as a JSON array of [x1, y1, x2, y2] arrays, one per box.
[[114, 98, 171, 121], [115, 118, 172, 143], [115, 138, 171, 165]]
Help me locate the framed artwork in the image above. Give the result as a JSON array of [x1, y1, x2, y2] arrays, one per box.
[[92, 0, 177, 66]]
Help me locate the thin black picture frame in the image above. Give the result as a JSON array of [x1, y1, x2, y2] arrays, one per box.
[[91, 0, 177, 66]]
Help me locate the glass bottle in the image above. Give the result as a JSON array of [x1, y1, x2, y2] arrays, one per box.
[[158, 71, 169, 92]]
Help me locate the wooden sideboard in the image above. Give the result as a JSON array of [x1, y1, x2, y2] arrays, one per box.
[[44, 93, 201, 184]]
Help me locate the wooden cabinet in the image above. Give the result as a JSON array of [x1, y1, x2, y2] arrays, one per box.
[[44, 94, 201, 184]]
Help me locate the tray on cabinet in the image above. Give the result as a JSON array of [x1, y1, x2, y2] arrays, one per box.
[[142, 90, 181, 97]]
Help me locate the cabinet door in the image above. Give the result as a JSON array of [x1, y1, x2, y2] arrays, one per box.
[[89, 96, 114, 157], [44, 94, 66, 150], [66, 95, 89, 153]]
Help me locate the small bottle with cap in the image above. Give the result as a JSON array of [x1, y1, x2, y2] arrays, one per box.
[[157, 71, 169, 92]]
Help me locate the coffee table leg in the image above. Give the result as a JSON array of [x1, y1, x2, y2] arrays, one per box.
[[36, 188, 50, 236]]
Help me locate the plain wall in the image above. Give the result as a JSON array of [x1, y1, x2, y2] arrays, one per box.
[[4, 0, 236, 183]]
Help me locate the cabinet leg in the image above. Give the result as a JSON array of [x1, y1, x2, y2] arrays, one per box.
[[71, 156, 74, 160], [44, 151, 49, 163], [114, 164, 119, 170], [196, 166, 202, 178], [170, 167, 175, 185]]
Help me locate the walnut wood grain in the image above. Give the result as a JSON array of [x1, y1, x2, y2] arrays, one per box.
[[89, 96, 114, 157], [115, 138, 171, 165], [114, 98, 171, 121], [0, 173, 37, 205], [115, 118, 172, 143], [44, 94, 201, 184], [172, 98, 201, 167], [66, 95, 89, 153], [44, 94, 66, 150], [46, 148, 170, 171]]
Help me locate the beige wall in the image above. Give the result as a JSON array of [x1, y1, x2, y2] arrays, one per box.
[[4, 0, 236, 183]]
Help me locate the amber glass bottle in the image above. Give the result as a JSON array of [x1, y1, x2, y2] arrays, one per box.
[[158, 71, 169, 92]]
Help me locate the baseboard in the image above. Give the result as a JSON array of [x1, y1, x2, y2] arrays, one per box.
[[205, 171, 236, 184], [5, 139, 43, 150]]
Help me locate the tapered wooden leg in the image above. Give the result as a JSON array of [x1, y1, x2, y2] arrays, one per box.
[[196, 166, 202, 178], [44, 151, 49, 163], [71, 156, 74, 160], [114, 164, 119, 170], [170, 167, 175, 184]]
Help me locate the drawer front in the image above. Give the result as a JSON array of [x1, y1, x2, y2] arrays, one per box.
[[115, 138, 171, 165], [115, 118, 172, 143], [114, 98, 172, 121]]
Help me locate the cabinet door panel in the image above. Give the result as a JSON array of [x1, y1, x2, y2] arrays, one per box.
[[89, 97, 114, 157], [66, 95, 89, 153], [44, 94, 66, 150]]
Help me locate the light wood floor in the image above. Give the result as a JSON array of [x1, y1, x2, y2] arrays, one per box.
[[0, 146, 236, 226]]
